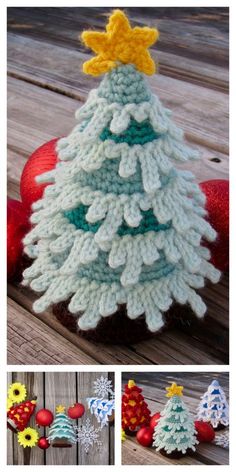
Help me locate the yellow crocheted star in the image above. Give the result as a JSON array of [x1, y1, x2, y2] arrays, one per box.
[[166, 382, 184, 397], [81, 9, 159, 76], [56, 404, 65, 413], [128, 380, 136, 389], [121, 429, 126, 441]]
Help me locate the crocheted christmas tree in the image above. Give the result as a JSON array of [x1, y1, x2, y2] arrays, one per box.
[[7, 399, 37, 432], [122, 379, 150, 431], [153, 383, 198, 455], [197, 380, 229, 429], [22, 9, 220, 333], [47, 405, 77, 447], [87, 398, 115, 428]]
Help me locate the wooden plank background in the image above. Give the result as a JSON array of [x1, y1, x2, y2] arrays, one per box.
[[7, 371, 114, 465], [122, 372, 229, 465], [7, 7, 229, 365]]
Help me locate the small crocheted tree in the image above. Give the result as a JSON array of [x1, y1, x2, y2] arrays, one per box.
[[122, 380, 150, 432], [153, 383, 198, 456], [197, 380, 229, 429], [47, 405, 77, 447], [7, 399, 37, 432], [22, 9, 220, 335]]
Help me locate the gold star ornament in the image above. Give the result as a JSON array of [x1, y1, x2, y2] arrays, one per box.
[[56, 404, 65, 413], [166, 382, 184, 398], [81, 9, 159, 76]]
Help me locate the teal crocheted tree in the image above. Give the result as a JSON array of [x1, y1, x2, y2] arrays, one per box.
[[153, 383, 198, 456], [47, 406, 76, 447], [22, 10, 220, 334]]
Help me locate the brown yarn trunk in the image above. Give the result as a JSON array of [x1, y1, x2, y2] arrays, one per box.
[[52, 301, 196, 344], [159, 448, 193, 459], [213, 423, 226, 431], [52, 439, 72, 447]]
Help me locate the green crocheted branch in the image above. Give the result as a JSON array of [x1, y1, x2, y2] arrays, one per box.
[[23, 64, 220, 332]]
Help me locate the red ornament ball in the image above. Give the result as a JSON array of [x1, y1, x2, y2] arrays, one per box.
[[136, 426, 154, 447], [200, 179, 229, 271], [20, 137, 60, 210], [149, 412, 161, 431], [194, 420, 215, 443], [7, 198, 30, 281], [38, 436, 50, 450], [68, 402, 85, 420], [35, 408, 54, 427]]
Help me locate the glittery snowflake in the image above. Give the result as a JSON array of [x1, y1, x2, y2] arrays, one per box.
[[75, 418, 102, 453], [214, 431, 229, 449], [93, 376, 114, 399]]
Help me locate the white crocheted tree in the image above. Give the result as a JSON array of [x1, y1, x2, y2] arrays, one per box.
[[47, 405, 76, 447], [22, 10, 220, 333], [153, 383, 198, 455], [197, 380, 229, 429]]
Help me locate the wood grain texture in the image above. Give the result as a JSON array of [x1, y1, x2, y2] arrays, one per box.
[[7, 372, 114, 465], [7, 7, 229, 366], [122, 372, 229, 465], [7, 7, 229, 67]]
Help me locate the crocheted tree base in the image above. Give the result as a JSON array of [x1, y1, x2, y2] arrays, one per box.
[[213, 424, 226, 432], [52, 439, 72, 448], [123, 429, 137, 437], [159, 448, 193, 459], [7, 419, 18, 433], [52, 302, 195, 344]]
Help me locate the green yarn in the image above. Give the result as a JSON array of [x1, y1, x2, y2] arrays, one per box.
[[100, 118, 161, 145], [98, 64, 151, 104], [75, 250, 174, 284], [70, 158, 144, 195], [64, 205, 171, 236]]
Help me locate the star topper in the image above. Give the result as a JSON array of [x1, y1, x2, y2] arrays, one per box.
[[166, 382, 184, 397], [56, 404, 66, 413], [81, 9, 159, 76]]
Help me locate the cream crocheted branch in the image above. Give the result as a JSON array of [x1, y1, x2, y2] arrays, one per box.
[[153, 394, 198, 454], [23, 64, 220, 332]]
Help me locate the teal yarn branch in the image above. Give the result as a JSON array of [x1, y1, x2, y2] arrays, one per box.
[[100, 118, 162, 145], [64, 206, 171, 236]]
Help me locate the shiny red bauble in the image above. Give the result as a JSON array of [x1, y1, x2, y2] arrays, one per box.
[[136, 426, 154, 447], [194, 420, 215, 443], [7, 198, 30, 281], [20, 138, 59, 210], [38, 436, 50, 450], [68, 402, 85, 420], [149, 412, 161, 431], [200, 179, 229, 271], [35, 408, 54, 427]]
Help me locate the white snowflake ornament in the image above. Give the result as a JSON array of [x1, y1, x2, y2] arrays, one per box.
[[76, 418, 102, 453], [93, 376, 114, 398], [214, 431, 229, 449]]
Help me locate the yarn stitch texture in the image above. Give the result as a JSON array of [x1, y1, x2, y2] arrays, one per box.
[[22, 12, 220, 333]]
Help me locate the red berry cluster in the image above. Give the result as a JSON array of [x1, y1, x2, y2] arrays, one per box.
[[122, 381, 151, 431]]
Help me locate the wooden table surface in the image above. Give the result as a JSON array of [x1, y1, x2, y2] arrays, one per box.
[[122, 372, 229, 465], [7, 7, 229, 365], [7, 371, 114, 465]]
